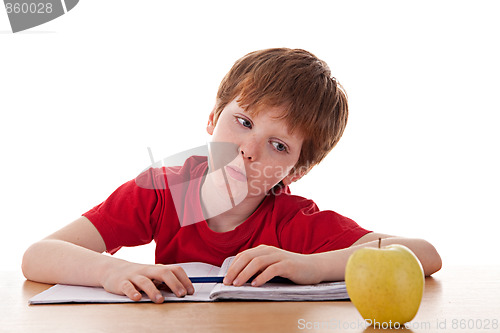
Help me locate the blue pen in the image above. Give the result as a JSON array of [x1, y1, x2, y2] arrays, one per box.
[[188, 276, 292, 284], [189, 276, 224, 283]]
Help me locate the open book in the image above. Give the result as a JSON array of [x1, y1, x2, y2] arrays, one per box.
[[29, 257, 348, 304]]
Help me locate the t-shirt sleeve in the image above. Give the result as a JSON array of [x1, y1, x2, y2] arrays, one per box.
[[83, 169, 165, 254], [277, 197, 371, 254]]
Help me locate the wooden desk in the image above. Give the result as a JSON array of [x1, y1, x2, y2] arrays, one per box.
[[3, 266, 500, 332]]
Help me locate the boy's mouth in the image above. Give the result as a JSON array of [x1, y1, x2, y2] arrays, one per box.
[[224, 165, 247, 182]]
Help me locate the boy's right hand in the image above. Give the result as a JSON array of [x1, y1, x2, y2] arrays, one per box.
[[100, 260, 195, 303], [22, 217, 194, 304]]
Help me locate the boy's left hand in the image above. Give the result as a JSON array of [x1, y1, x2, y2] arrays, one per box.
[[223, 245, 324, 287]]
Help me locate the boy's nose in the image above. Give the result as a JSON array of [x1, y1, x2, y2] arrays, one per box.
[[240, 149, 254, 161], [239, 135, 262, 162], [239, 138, 258, 161]]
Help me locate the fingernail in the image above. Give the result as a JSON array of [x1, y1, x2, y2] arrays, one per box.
[[251, 280, 257, 286], [233, 279, 239, 286], [155, 294, 163, 302], [133, 293, 141, 299], [188, 287, 195, 294], [177, 289, 186, 297]]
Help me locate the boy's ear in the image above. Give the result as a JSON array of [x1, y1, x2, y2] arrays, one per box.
[[281, 165, 313, 186], [207, 108, 216, 135]]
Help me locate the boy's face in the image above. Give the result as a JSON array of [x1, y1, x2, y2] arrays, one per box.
[[207, 99, 305, 199]]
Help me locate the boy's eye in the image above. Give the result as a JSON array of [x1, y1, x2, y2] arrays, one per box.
[[237, 117, 252, 128], [271, 141, 288, 153]]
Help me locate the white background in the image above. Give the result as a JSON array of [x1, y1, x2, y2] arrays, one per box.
[[1, 1, 499, 270]]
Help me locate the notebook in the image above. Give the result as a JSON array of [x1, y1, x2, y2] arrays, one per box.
[[29, 257, 348, 304]]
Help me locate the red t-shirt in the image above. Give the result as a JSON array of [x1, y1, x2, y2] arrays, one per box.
[[83, 156, 371, 267]]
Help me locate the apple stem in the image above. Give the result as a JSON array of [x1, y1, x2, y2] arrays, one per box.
[[378, 238, 381, 248]]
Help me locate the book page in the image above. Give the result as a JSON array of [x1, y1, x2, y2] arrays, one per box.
[[209, 281, 348, 301], [218, 256, 235, 276], [210, 281, 349, 301], [211, 257, 349, 301], [29, 261, 221, 304]]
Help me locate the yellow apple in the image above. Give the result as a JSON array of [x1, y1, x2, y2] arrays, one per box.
[[345, 240, 424, 328]]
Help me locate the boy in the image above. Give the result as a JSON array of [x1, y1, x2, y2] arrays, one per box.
[[22, 48, 442, 303]]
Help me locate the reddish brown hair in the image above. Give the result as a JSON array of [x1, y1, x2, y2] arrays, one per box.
[[214, 48, 348, 173]]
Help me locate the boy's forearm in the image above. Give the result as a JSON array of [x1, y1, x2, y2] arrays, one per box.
[[313, 237, 442, 282], [22, 239, 121, 287]]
